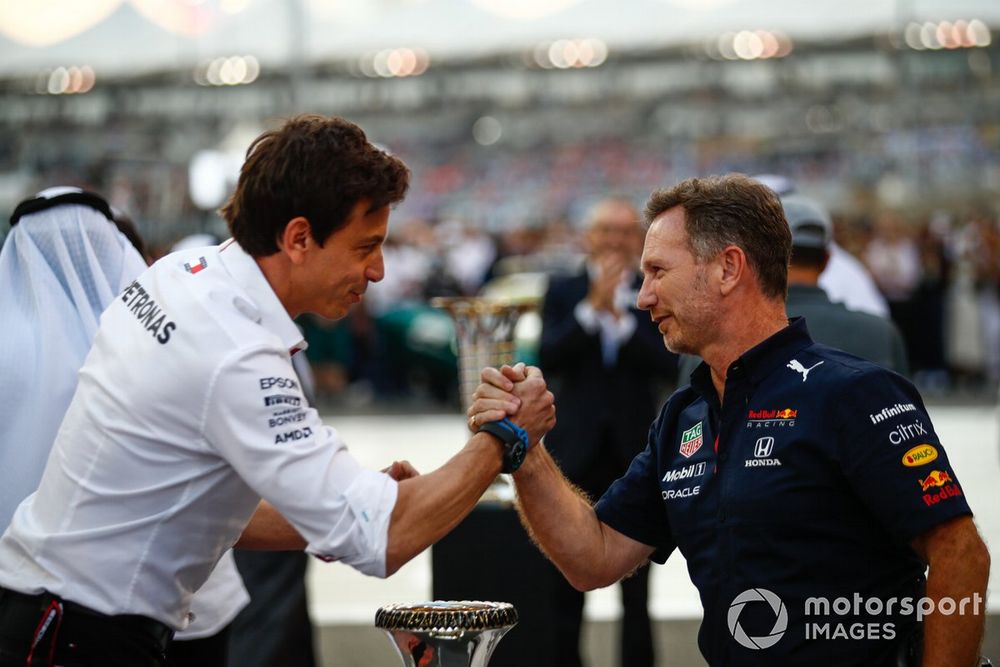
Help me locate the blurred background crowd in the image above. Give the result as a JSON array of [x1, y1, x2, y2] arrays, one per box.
[[2, 0, 1000, 409]]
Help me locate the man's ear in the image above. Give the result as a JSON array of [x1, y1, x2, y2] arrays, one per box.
[[718, 245, 747, 296], [277, 217, 313, 264]]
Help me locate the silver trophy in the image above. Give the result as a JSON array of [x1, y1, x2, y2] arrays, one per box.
[[376, 601, 517, 667], [431, 297, 536, 503], [430, 297, 535, 413]]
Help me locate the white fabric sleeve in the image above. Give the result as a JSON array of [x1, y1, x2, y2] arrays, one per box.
[[202, 345, 397, 578]]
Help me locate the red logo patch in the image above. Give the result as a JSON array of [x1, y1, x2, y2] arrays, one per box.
[[184, 257, 208, 274]]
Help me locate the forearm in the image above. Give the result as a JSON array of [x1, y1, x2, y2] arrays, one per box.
[[920, 521, 990, 666], [513, 444, 628, 591], [385, 433, 503, 575], [235, 500, 307, 550], [921, 562, 989, 666]]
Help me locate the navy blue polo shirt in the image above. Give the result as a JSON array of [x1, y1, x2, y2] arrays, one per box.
[[595, 318, 972, 666]]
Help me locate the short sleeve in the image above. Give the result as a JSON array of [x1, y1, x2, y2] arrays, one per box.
[[203, 345, 397, 577], [594, 420, 676, 563], [834, 368, 972, 543]]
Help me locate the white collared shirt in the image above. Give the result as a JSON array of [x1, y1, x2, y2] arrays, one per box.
[[0, 240, 397, 630], [574, 263, 638, 367]]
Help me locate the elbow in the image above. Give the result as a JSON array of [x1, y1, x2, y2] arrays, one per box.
[[954, 525, 991, 582], [971, 536, 991, 580], [565, 569, 615, 593], [383, 546, 408, 578]]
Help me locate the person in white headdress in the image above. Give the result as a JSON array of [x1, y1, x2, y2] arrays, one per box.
[[0, 187, 249, 665]]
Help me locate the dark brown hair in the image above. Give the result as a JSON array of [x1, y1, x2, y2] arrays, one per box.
[[644, 173, 790, 299], [220, 114, 410, 256]]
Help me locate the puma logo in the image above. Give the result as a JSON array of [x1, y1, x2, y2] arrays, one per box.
[[787, 359, 824, 382]]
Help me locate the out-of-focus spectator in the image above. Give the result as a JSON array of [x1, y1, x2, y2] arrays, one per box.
[[944, 211, 1000, 390], [819, 242, 891, 318], [864, 211, 924, 367], [782, 194, 908, 374], [0, 189, 249, 665], [752, 173, 889, 317], [537, 196, 676, 667], [946, 220, 987, 382], [439, 219, 497, 295], [971, 214, 1000, 386], [909, 216, 952, 389], [366, 228, 435, 316]]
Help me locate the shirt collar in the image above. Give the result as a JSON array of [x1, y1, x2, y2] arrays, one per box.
[[735, 316, 813, 387], [689, 316, 814, 399], [217, 239, 307, 354]]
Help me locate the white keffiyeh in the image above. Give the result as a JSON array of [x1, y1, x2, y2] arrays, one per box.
[[0, 190, 146, 529]]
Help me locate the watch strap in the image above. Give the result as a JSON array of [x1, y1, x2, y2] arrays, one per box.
[[478, 418, 529, 473]]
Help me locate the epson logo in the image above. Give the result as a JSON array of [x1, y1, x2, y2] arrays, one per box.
[[662, 461, 707, 483]]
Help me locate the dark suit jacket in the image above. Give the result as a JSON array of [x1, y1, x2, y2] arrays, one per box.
[[538, 271, 676, 488]]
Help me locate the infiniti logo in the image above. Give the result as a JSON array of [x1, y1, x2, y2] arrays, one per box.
[[727, 588, 788, 650]]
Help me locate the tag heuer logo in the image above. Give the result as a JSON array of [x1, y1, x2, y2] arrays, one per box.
[[679, 422, 704, 458]]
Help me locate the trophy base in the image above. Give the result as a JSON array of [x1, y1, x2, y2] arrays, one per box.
[[477, 475, 515, 507]]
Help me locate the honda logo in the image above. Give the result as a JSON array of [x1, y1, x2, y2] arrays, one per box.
[[755, 437, 775, 458]]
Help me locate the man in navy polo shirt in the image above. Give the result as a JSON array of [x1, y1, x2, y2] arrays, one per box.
[[470, 174, 989, 666]]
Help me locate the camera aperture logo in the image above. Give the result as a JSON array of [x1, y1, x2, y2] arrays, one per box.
[[727, 588, 788, 649]]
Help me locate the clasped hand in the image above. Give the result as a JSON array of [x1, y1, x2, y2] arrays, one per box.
[[466, 362, 556, 447]]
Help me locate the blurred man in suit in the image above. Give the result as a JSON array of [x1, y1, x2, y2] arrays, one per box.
[[538, 197, 676, 667]]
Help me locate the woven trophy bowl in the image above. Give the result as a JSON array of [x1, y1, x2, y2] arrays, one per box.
[[376, 600, 518, 636], [375, 601, 518, 666]]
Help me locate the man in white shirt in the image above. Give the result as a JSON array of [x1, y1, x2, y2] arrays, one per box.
[[0, 115, 555, 667]]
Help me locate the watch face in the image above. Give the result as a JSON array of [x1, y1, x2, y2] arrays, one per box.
[[507, 441, 527, 471]]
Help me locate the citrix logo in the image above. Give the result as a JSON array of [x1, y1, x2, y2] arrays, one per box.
[[888, 420, 927, 445]]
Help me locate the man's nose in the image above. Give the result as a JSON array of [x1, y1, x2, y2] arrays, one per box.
[[367, 250, 385, 283], [636, 276, 655, 310]]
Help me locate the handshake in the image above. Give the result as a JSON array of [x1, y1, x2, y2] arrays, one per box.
[[466, 363, 557, 461]]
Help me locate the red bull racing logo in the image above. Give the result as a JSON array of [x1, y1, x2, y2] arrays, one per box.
[[918, 470, 952, 491], [918, 469, 962, 506], [746, 408, 798, 429]]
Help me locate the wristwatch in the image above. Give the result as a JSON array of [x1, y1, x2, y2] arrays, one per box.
[[478, 418, 530, 473]]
